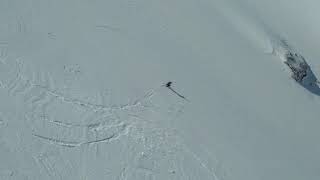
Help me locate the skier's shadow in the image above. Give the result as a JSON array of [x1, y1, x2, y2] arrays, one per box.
[[165, 82, 190, 102]]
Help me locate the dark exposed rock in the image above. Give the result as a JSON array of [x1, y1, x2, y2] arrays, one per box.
[[270, 37, 320, 95], [284, 52, 308, 83]]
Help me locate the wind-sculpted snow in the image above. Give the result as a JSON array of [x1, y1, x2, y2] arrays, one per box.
[[213, 0, 320, 96]]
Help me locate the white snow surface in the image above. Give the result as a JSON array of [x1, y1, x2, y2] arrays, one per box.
[[1, 0, 320, 180]]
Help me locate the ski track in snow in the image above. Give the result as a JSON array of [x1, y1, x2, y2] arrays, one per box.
[[0, 57, 224, 179]]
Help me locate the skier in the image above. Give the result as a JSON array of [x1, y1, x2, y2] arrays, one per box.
[[165, 82, 189, 102]]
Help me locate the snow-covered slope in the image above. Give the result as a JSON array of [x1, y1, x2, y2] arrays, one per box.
[[1, 0, 320, 180]]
